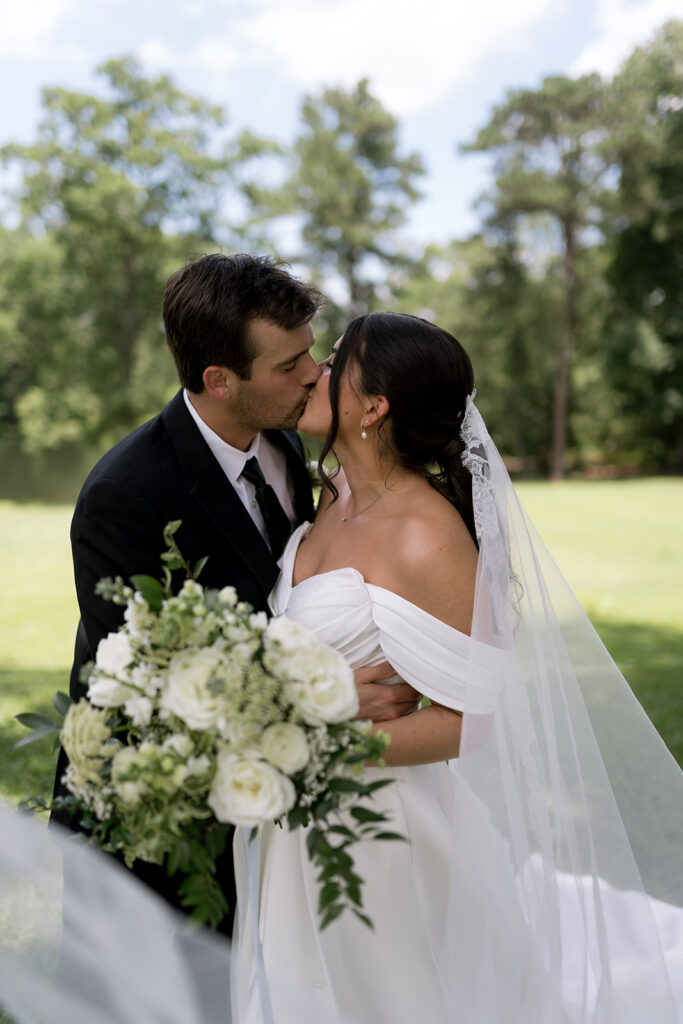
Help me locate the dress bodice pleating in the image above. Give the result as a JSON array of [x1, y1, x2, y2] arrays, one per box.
[[270, 522, 507, 716]]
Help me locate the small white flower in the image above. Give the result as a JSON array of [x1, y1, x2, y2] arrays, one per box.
[[162, 734, 194, 758], [88, 675, 134, 708], [260, 722, 310, 774], [187, 754, 211, 777], [248, 611, 268, 632], [123, 595, 152, 640], [123, 695, 153, 727], [208, 748, 295, 827], [95, 632, 134, 676], [218, 586, 237, 607]]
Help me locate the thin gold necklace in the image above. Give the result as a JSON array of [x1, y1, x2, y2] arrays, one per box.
[[341, 488, 388, 522]]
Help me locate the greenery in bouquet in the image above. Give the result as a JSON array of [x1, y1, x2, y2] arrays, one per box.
[[17, 522, 400, 930]]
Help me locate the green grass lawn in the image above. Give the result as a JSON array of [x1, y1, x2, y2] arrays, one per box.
[[1, 480, 681, 809]]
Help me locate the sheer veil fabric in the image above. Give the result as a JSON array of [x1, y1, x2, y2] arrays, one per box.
[[442, 395, 683, 1021]]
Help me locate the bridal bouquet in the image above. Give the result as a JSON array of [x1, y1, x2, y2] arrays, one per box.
[[18, 523, 397, 930]]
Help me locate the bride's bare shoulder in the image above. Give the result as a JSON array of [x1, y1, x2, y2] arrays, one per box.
[[378, 496, 478, 634]]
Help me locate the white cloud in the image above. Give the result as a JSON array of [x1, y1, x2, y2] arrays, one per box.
[[187, 0, 557, 116], [571, 0, 681, 77], [0, 0, 77, 57]]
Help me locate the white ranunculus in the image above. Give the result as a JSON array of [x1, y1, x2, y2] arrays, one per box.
[[265, 618, 358, 725], [260, 722, 310, 774], [208, 749, 296, 827], [95, 632, 134, 676], [161, 647, 227, 730], [88, 675, 134, 708]]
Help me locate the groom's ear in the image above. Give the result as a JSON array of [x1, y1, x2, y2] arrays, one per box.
[[202, 365, 237, 402]]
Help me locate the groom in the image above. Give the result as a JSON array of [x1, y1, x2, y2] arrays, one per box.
[[52, 252, 416, 933]]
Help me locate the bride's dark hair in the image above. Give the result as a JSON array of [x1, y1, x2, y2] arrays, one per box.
[[318, 311, 477, 546]]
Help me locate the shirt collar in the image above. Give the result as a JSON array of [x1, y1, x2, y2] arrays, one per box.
[[183, 389, 261, 485]]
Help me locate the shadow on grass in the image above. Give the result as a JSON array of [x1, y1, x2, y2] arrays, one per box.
[[0, 667, 66, 805], [590, 616, 683, 768]]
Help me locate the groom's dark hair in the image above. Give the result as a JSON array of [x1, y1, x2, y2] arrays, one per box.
[[163, 253, 325, 391]]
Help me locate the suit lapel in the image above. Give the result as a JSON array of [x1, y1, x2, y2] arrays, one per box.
[[161, 391, 280, 600]]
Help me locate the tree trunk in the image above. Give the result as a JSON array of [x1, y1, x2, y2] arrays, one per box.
[[551, 219, 577, 480]]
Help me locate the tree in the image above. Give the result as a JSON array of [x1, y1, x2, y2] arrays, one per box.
[[393, 233, 561, 470], [1, 57, 245, 451], [249, 79, 424, 327], [463, 74, 609, 478], [603, 20, 683, 469]]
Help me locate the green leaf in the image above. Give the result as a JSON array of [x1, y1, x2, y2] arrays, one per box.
[[130, 574, 165, 611], [306, 829, 330, 857], [319, 881, 340, 909], [350, 806, 386, 824], [193, 556, 208, 579], [15, 712, 60, 732], [328, 777, 365, 794], [360, 778, 394, 794], [319, 904, 344, 929], [53, 691, 73, 716], [352, 909, 374, 930], [164, 520, 182, 539], [14, 724, 61, 748], [326, 824, 355, 840], [374, 831, 406, 842], [287, 805, 310, 829], [160, 552, 184, 568]]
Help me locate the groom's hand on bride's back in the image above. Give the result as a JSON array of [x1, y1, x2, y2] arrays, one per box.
[[353, 662, 421, 721]]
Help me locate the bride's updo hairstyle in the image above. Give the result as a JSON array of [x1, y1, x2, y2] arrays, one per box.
[[319, 311, 477, 545]]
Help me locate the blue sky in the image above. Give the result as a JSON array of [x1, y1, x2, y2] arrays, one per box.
[[1, 0, 679, 246]]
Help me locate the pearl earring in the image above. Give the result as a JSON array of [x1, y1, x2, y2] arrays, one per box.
[[361, 420, 368, 440]]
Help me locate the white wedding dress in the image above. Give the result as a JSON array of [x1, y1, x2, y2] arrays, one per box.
[[232, 520, 683, 1024], [231, 522, 552, 1024]]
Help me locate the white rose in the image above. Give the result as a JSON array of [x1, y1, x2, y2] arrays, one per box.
[[88, 675, 134, 708], [95, 632, 134, 676], [208, 749, 296, 827], [265, 618, 358, 725], [260, 722, 309, 774], [161, 647, 226, 730], [123, 695, 153, 727]]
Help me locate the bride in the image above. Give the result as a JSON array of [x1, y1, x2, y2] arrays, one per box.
[[232, 312, 683, 1023]]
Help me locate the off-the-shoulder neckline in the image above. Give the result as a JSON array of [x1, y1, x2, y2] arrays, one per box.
[[283, 522, 473, 640]]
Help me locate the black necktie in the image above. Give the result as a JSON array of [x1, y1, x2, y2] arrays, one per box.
[[241, 456, 292, 559]]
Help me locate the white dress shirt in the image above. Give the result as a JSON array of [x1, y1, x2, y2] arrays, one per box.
[[183, 390, 297, 545]]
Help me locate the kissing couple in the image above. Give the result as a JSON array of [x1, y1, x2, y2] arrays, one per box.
[[50, 253, 683, 1023]]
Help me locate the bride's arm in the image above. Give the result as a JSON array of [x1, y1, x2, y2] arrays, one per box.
[[369, 510, 478, 766]]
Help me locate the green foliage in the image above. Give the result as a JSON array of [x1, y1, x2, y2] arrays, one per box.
[[602, 21, 683, 469], [252, 79, 424, 327], [463, 72, 610, 478], [0, 57, 261, 453]]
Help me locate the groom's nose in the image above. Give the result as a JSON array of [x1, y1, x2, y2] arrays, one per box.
[[300, 352, 322, 386]]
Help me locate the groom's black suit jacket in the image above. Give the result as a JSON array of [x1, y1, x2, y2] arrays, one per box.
[[52, 389, 315, 934]]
